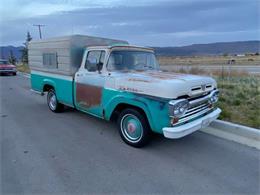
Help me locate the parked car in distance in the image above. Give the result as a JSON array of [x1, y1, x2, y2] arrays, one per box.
[[0, 59, 17, 75]]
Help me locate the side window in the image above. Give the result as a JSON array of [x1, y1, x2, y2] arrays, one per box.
[[43, 53, 57, 68], [85, 50, 105, 72]]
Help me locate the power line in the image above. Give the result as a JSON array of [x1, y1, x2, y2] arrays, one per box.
[[33, 24, 45, 39]]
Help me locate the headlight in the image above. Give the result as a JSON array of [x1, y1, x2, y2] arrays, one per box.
[[169, 99, 189, 117], [209, 90, 219, 104]]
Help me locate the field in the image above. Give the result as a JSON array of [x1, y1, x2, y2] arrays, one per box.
[[158, 55, 260, 66], [217, 76, 260, 128]]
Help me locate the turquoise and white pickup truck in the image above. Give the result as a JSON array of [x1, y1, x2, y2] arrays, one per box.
[[29, 35, 221, 147]]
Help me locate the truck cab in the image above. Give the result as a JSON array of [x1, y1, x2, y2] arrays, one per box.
[[29, 35, 221, 147]]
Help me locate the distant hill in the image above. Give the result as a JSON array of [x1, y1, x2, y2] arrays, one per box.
[[0, 46, 23, 61], [153, 41, 260, 56], [1, 41, 259, 60]]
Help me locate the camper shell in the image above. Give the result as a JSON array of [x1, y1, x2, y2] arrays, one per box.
[[28, 35, 129, 75]]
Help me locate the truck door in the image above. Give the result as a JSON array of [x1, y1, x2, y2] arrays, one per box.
[[75, 50, 106, 117]]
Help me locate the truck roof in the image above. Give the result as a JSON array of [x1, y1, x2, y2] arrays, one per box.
[[29, 34, 128, 45], [87, 45, 154, 52]]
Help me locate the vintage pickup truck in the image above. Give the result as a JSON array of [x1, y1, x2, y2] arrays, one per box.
[[29, 35, 221, 147]]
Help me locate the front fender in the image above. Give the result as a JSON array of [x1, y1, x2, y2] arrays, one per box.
[[102, 89, 170, 133], [103, 93, 156, 130]]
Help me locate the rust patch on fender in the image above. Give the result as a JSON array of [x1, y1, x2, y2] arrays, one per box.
[[76, 83, 102, 108]]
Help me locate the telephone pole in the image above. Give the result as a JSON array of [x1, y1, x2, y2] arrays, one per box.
[[33, 24, 45, 39]]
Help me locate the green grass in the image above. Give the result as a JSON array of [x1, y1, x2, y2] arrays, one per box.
[[216, 76, 260, 129], [16, 64, 30, 73]]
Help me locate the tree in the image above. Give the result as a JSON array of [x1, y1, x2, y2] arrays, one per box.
[[8, 50, 17, 65], [223, 53, 229, 57], [21, 31, 32, 64]]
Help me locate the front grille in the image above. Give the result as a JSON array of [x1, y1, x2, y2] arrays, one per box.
[[173, 92, 215, 126], [177, 102, 212, 124]]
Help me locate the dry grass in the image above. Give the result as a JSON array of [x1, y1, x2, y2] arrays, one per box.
[[158, 55, 260, 66], [16, 64, 30, 73], [217, 76, 260, 129]]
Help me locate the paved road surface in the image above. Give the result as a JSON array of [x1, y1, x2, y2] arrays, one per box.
[[1, 75, 259, 194]]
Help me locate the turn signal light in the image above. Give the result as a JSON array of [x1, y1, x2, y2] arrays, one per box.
[[171, 117, 179, 125]]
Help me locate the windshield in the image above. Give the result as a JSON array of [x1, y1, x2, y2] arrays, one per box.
[[0, 60, 8, 65], [107, 50, 159, 71]]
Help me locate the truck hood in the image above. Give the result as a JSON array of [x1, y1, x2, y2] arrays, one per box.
[[109, 71, 217, 99]]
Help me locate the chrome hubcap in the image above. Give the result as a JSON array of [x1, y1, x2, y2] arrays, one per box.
[[49, 92, 57, 110], [121, 114, 143, 143]]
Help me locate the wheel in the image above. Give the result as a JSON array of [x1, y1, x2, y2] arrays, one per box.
[[47, 89, 64, 112], [117, 108, 151, 147], [13, 72, 16, 76]]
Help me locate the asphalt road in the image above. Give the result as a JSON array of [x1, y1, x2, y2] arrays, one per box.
[[1, 74, 259, 194]]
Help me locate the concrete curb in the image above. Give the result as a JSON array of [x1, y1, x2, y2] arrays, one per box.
[[201, 120, 260, 150]]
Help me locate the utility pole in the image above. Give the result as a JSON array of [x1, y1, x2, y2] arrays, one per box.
[[33, 24, 45, 39]]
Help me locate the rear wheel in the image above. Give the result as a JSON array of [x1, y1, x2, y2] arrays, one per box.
[[117, 108, 151, 147], [47, 89, 64, 112]]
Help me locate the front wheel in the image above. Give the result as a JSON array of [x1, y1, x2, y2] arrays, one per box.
[[47, 89, 64, 113], [117, 108, 151, 147]]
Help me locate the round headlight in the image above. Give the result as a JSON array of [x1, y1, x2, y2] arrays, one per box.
[[169, 99, 189, 117], [209, 90, 219, 104]]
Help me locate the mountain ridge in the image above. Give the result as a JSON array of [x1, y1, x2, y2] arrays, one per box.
[[0, 40, 259, 60], [153, 40, 260, 56]]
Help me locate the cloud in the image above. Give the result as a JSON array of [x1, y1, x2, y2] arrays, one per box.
[[0, 0, 259, 46]]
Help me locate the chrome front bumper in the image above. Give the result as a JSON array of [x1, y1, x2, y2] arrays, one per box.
[[162, 108, 221, 139]]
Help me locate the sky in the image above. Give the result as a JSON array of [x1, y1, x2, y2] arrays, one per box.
[[0, 0, 259, 46]]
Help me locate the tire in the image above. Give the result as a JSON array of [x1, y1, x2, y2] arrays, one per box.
[[117, 108, 151, 147], [13, 72, 16, 76], [47, 89, 64, 113]]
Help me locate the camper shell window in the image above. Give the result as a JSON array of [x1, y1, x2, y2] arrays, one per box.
[[43, 53, 57, 68]]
